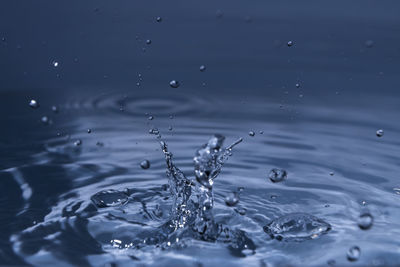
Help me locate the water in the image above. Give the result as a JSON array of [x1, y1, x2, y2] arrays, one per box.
[[1, 0, 400, 266]]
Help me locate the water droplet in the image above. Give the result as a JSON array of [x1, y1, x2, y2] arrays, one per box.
[[148, 115, 154, 120], [52, 61, 59, 67], [41, 116, 49, 124], [287, 41, 294, 47], [168, 126, 173, 131], [169, 80, 180, 88], [51, 105, 59, 113], [347, 246, 361, 261], [248, 131, 255, 137], [91, 189, 129, 208], [263, 213, 331, 241], [146, 39, 152, 45], [329, 172, 334, 176], [140, 160, 150, 169], [376, 129, 384, 137], [225, 192, 239, 206], [358, 213, 373, 230], [74, 139, 82, 146], [268, 168, 287, 183], [156, 16, 162, 22], [365, 40, 374, 48], [29, 99, 39, 109], [199, 65, 206, 72], [87, 129, 92, 134]]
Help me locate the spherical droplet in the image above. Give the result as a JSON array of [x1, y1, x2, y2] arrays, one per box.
[[199, 65, 206, 72], [269, 168, 287, 183], [74, 139, 82, 146], [140, 160, 150, 169], [347, 246, 361, 262], [376, 129, 384, 137], [358, 213, 373, 230], [29, 99, 39, 109], [146, 39, 152, 45], [87, 129, 92, 134], [287, 41, 294, 47], [156, 16, 162, 22], [225, 192, 239, 206], [295, 83, 300, 88], [52, 61, 59, 67], [51, 105, 59, 113], [248, 131, 255, 137], [169, 80, 180, 88], [41, 116, 49, 124]]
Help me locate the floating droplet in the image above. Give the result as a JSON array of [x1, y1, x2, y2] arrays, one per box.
[[268, 168, 287, 183], [51, 105, 59, 113], [365, 40, 374, 48], [329, 172, 334, 176], [146, 39, 152, 45], [347, 246, 361, 261], [248, 131, 255, 137], [41, 116, 49, 124], [156, 16, 162, 22], [358, 213, 373, 230], [225, 192, 239, 206], [168, 126, 173, 131], [287, 41, 294, 47], [87, 129, 92, 134], [148, 115, 154, 120], [199, 65, 206, 72], [52, 61, 59, 67], [169, 80, 180, 88], [91, 189, 129, 208], [74, 139, 82, 146], [295, 83, 300, 88], [140, 160, 150, 169], [376, 129, 384, 137], [263, 213, 331, 241], [29, 99, 39, 109]]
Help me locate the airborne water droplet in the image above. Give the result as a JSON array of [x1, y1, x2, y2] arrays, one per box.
[[146, 39, 152, 45], [287, 40, 294, 47], [156, 16, 162, 22], [268, 168, 287, 183], [358, 213, 373, 230], [87, 129, 92, 134], [52, 61, 59, 67], [29, 99, 39, 109], [225, 192, 239, 206], [169, 80, 180, 88], [199, 65, 206, 72], [140, 160, 150, 169], [248, 131, 255, 137], [376, 129, 384, 137], [347, 246, 361, 261]]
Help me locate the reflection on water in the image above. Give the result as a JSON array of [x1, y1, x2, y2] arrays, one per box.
[[1, 92, 399, 266]]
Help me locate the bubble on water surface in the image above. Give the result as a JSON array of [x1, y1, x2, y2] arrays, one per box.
[[347, 246, 361, 261], [225, 192, 239, 207], [29, 99, 39, 109], [169, 80, 180, 88], [140, 160, 150, 169], [263, 213, 331, 241], [376, 129, 384, 137], [199, 65, 206, 72], [91, 189, 129, 208], [358, 212, 373, 230], [268, 168, 287, 183]]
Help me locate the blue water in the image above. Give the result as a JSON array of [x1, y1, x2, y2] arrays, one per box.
[[1, 1, 400, 266]]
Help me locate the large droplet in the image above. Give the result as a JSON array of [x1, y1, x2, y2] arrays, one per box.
[[91, 189, 129, 208], [347, 246, 361, 261], [140, 160, 150, 169], [225, 192, 239, 207], [357, 212, 373, 230], [169, 80, 180, 88], [268, 168, 287, 183], [263, 213, 331, 241], [376, 129, 384, 137], [29, 99, 39, 109], [199, 65, 206, 72]]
